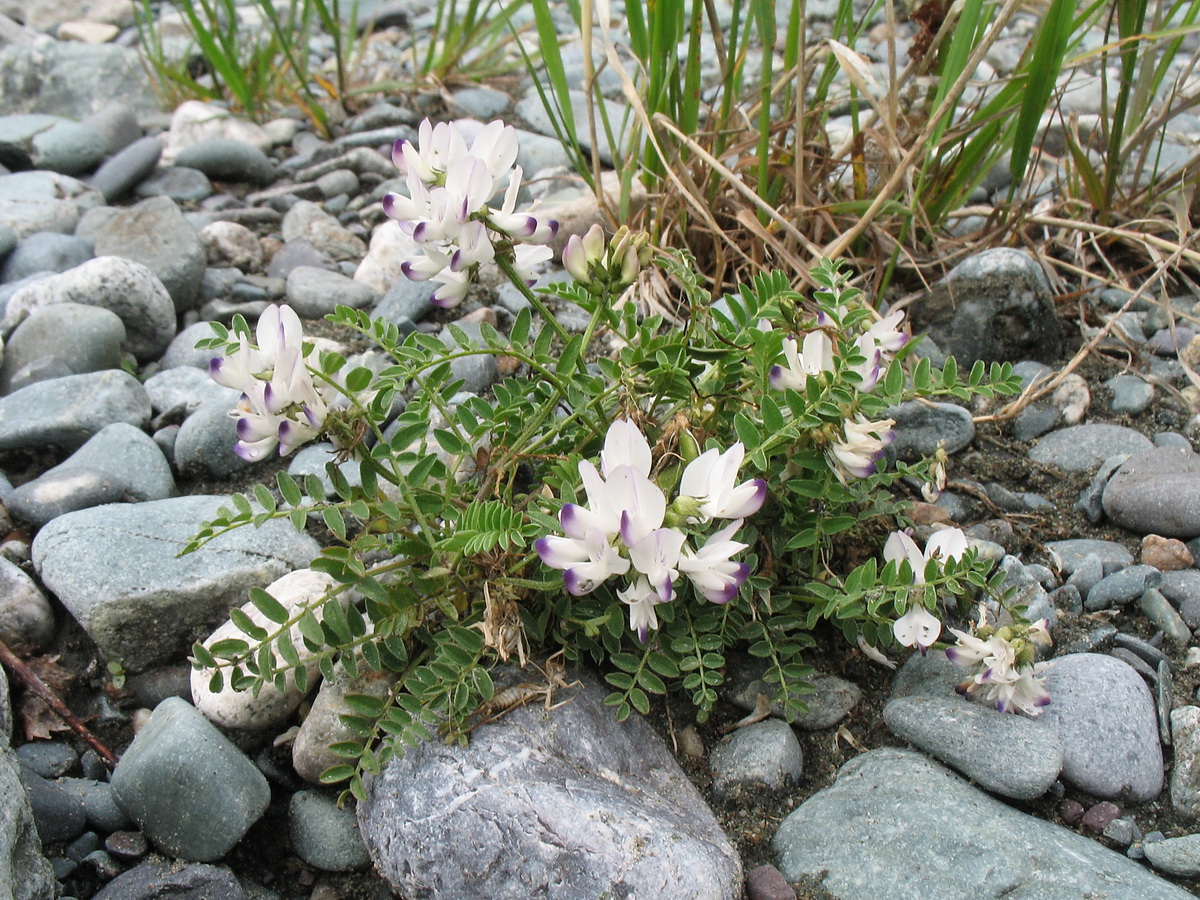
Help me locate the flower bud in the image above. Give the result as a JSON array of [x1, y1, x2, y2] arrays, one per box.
[[563, 233, 592, 284]]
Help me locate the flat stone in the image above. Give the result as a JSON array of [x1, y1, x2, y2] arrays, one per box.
[[1085, 565, 1162, 611], [110, 697, 269, 862], [1038, 653, 1163, 801], [729, 668, 861, 730], [0, 114, 106, 175], [1144, 833, 1200, 877], [884, 693, 1063, 799], [31, 495, 319, 672], [285, 265, 378, 317], [174, 138, 275, 185], [89, 135, 163, 202], [0, 748, 57, 900], [773, 747, 1195, 900], [1107, 374, 1154, 415], [6, 466, 130, 528], [173, 399, 253, 479], [0, 369, 149, 452], [280, 200, 365, 260], [0, 37, 159, 119], [1171, 706, 1200, 821], [1029, 424, 1154, 473], [134, 166, 213, 203], [1044, 538, 1135, 576], [91, 858, 247, 900], [198, 220, 262, 271], [359, 671, 742, 900], [144, 366, 238, 418], [0, 302, 122, 395], [887, 400, 974, 460], [1140, 588, 1192, 645], [1103, 447, 1200, 538], [291, 664, 393, 784], [0, 231, 93, 283], [0, 170, 104, 238]]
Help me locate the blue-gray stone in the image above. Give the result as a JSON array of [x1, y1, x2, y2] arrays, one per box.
[[375, 275, 435, 325], [0, 369, 150, 451], [1029, 424, 1153, 473], [158, 321, 224, 371], [0, 302, 124, 395], [450, 87, 513, 119], [1154, 431, 1194, 451], [1044, 538, 1134, 576], [87, 195, 206, 314], [174, 139, 275, 185], [31, 495, 319, 671], [729, 666, 861, 730], [709, 719, 802, 797], [80, 102, 142, 156], [89, 136, 163, 202], [1159, 569, 1200, 607], [1038, 653, 1163, 801], [1140, 588, 1191, 645], [1012, 402, 1061, 441], [0, 114, 107, 175], [15, 742, 76, 778], [1103, 446, 1200, 538], [1107, 374, 1154, 415], [883, 693, 1063, 799], [441, 319, 499, 395], [289, 791, 370, 872], [17, 766, 86, 845], [110, 697, 270, 862], [287, 442, 363, 498], [0, 170, 104, 238], [0, 38, 160, 120], [265, 238, 336, 280], [59, 779, 132, 834], [0, 556, 55, 650], [359, 672, 742, 900], [1144, 834, 1200, 877], [773, 748, 1194, 900], [285, 266, 378, 317], [1, 232, 92, 283], [134, 166, 213, 203], [2, 256, 176, 362], [1065, 553, 1105, 597], [1086, 565, 1162, 610], [6, 466, 131, 529], [144, 366, 239, 417], [0, 748, 56, 900], [174, 399, 254, 479], [91, 858, 247, 900]]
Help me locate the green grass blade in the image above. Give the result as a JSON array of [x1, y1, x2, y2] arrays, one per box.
[[1008, 0, 1074, 184]]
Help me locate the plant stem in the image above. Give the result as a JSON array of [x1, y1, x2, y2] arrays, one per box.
[[494, 256, 572, 346]]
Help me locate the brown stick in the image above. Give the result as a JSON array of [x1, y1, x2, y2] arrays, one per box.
[[0, 638, 119, 769]]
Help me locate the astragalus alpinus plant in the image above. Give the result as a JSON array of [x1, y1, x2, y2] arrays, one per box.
[[189, 121, 1030, 800]]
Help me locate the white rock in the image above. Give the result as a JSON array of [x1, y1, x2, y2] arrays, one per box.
[[198, 220, 263, 271], [192, 568, 339, 730], [354, 223, 415, 295], [57, 21, 119, 42], [162, 101, 273, 165]]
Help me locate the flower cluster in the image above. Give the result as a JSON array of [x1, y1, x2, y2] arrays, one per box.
[[209, 304, 329, 461], [770, 305, 907, 485], [947, 606, 1053, 716], [563, 224, 652, 292], [536, 420, 766, 639], [383, 119, 558, 308], [884, 527, 968, 652]]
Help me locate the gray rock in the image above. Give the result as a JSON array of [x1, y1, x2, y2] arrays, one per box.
[[909, 248, 1061, 365], [0, 369, 150, 451], [1, 231, 92, 283], [1140, 588, 1192, 645], [17, 767, 86, 844], [314, 168, 359, 200], [709, 719, 802, 797], [1107, 374, 1154, 415], [174, 399, 253, 479], [80, 102, 142, 156], [0, 667, 9, 746], [144, 366, 239, 417], [291, 664, 392, 784], [0, 114, 107, 175], [440, 319, 498, 395], [2, 256, 176, 362], [31, 495, 319, 671], [0, 749, 56, 900], [0, 222, 14, 260], [729, 668, 861, 730], [889, 650, 967, 699], [359, 672, 742, 900], [159, 321, 223, 371], [110, 697, 270, 862], [264, 238, 336, 280], [89, 136, 163, 202], [773, 748, 1194, 900], [58, 779, 131, 834], [1085, 565, 1162, 611], [886, 400, 974, 460], [1044, 539, 1134, 576], [134, 166, 213, 203], [87, 195, 206, 314], [0, 37, 159, 119], [1038, 653, 1163, 801], [1159, 569, 1200, 606], [374, 274, 434, 325], [91, 858, 247, 900], [1103, 447, 1200, 538], [450, 86, 513, 119], [1029, 424, 1153, 473], [0, 170, 104, 238], [0, 556, 54, 651], [1012, 402, 1061, 441], [516, 91, 633, 166], [1144, 833, 1200, 877], [6, 466, 130, 529], [280, 200, 365, 261], [285, 266, 378, 317], [883, 693, 1063, 799], [289, 791, 370, 871], [15, 743, 75, 778], [1169, 706, 1200, 819], [174, 139, 275, 185], [0, 302, 123, 394]]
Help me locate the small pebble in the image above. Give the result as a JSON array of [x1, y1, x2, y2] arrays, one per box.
[[1142, 534, 1194, 570], [1081, 801, 1122, 833]]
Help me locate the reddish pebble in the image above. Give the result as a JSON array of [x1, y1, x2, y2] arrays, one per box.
[[1058, 799, 1085, 825], [907, 502, 954, 526], [461, 306, 498, 327], [104, 830, 148, 861], [1081, 800, 1122, 833], [746, 864, 796, 900], [1142, 534, 1194, 571]]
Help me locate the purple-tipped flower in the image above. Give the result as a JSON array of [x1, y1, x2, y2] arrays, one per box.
[[679, 520, 750, 603], [678, 443, 767, 522], [946, 606, 1053, 716], [827, 414, 895, 485], [770, 331, 834, 392], [618, 577, 665, 642]]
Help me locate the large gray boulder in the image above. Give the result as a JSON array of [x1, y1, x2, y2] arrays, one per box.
[[773, 748, 1195, 900], [0, 747, 56, 900], [32, 495, 319, 671], [359, 671, 743, 899]]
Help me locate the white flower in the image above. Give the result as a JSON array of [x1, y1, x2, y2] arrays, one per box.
[[883, 527, 968, 584], [769, 330, 835, 392], [865, 309, 908, 354], [892, 604, 942, 651], [511, 243, 554, 286], [601, 418, 653, 477], [627, 527, 686, 601], [563, 223, 606, 284], [946, 608, 1053, 715], [535, 527, 630, 596], [679, 519, 750, 603], [827, 415, 894, 484], [678, 444, 766, 521], [619, 577, 666, 642]]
